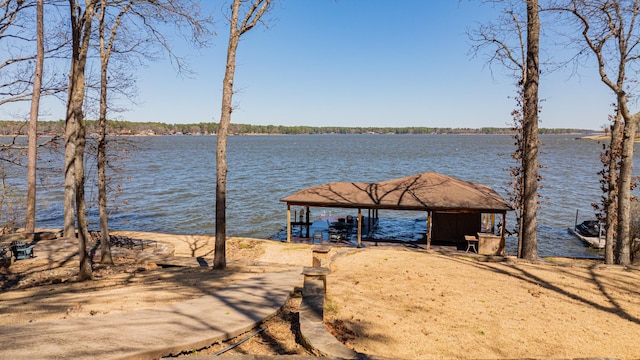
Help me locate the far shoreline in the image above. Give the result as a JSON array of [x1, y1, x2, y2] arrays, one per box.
[[0, 132, 609, 138], [578, 134, 640, 142]]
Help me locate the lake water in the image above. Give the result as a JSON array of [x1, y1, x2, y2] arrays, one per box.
[[11, 134, 640, 259]]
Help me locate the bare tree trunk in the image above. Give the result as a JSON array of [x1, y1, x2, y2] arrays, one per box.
[[25, 0, 44, 237], [75, 106, 92, 280], [97, 140, 112, 264], [64, 0, 82, 239], [97, 113, 112, 264], [67, 0, 97, 280], [604, 112, 622, 264], [215, 0, 271, 270], [615, 110, 638, 265], [561, 0, 640, 265], [520, 0, 540, 261], [215, 4, 239, 270], [96, 0, 129, 265], [63, 86, 76, 238]]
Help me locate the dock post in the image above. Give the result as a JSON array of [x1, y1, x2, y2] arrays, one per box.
[[287, 205, 292, 242], [357, 208, 362, 248], [426, 211, 432, 250], [305, 206, 310, 238], [500, 212, 506, 246]]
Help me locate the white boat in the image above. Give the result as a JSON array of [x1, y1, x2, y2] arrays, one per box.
[[568, 219, 605, 249]]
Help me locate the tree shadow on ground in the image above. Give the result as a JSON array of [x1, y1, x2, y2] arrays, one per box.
[[457, 256, 640, 326], [0, 234, 309, 358]]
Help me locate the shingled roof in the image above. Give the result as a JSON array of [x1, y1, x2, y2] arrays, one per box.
[[281, 171, 512, 213]]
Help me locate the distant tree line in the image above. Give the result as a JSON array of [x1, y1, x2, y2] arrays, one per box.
[[0, 120, 598, 136]]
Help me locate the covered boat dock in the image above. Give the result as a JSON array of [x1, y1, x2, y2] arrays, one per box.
[[280, 171, 513, 254]]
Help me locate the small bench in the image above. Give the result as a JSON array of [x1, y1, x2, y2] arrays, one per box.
[[10, 240, 35, 260], [464, 235, 478, 253]]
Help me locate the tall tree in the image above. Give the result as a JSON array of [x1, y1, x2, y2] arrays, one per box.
[[469, 0, 541, 260], [25, 0, 44, 236], [559, 0, 640, 265], [93, 0, 210, 264], [65, 0, 98, 280], [1, 0, 66, 220], [520, 0, 540, 260], [595, 110, 623, 264], [215, 0, 271, 269], [96, 0, 134, 265]]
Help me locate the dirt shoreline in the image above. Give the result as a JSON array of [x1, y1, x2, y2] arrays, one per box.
[[1, 231, 639, 359]]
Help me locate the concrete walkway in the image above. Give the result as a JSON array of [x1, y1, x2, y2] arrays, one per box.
[[0, 269, 302, 360]]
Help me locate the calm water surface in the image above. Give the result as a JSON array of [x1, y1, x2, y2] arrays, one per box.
[[18, 134, 640, 258]]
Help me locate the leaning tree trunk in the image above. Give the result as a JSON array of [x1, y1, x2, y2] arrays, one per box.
[[520, 0, 540, 261]]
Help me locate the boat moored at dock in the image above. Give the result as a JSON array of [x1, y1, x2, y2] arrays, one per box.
[[568, 214, 605, 249]]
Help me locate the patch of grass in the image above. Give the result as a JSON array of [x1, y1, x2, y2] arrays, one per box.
[[325, 299, 339, 314], [291, 288, 303, 298]]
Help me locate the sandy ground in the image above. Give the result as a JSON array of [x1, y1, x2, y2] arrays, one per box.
[[325, 248, 640, 359], [2, 232, 640, 359]]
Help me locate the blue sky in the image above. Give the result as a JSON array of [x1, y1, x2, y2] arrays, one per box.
[[4, 1, 617, 130]]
